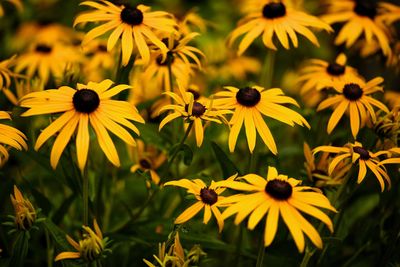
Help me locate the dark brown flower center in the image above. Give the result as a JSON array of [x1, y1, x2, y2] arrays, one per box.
[[185, 102, 206, 117], [200, 187, 218, 205], [262, 2, 286, 19], [353, 146, 370, 160], [120, 6, 143, 25], [73, 89, 100, 113], [161, 38, 179, 49], [312, 169, 328, 176], [98, 44, 107, 52], [327, 63, 345, 76], [139, 159, 152, 169], [354, 1, 377, 19], [187, 89, 200, 100], [236, 87, 261, 107], [35, 44, 52, 53], [265, 179, 293, 200], [156, 52, 175, 66], [343, 83, 363, 101]]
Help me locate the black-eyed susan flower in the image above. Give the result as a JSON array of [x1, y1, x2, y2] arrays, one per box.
[[82, 40, 116, 82], [55, 219, 110, 263], [165, 177, 235, 232], [297, 53, 359, 95], [15, 42, 81, 85], [373, 107, 400, 149], [159, 86, 230, 147], [10, 185, 36, 231], [317, 76, 389, 138], [20, 79, 145, 171], [0, 0, 22, 17], [220, 166, 336, 252], [313, 142, 391, 191], [74, 1, 177, 66], [214, 85, 309, 153], [0, 56, 23, 105], [177, 9, 208, 35], [229, 0, 332, 55], [384, 91, 400, 109], [303, 142, 350, 187], [321, 0, 392, 56], [130, 140, 166, 185], [378, 2, 400, 26], [0, 111, 27, 167], [378, 147, 400, 166]]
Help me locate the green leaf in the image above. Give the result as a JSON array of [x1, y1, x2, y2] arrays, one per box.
[[52, 194, 76, 225], [211, 141, 240, 178], [42, 219, 74, 251], [169, 143, 193, 166], [10, 231, 30, 267], [136, 124, 170, 150]]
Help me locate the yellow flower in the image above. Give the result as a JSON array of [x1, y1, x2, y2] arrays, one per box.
[[378, 147, 400, 166], [214, 85, 309, 153], [74, 1, 177, 66], [159, 85, 230, 147], [384, 91, 400, 109], [303, 142, 350, 187], [313, 141, 391, 191], [297, 53, 359, 95], [10, 185, 36, 231], [15, 42, 82, 85], [165, 177, 235, 232], [373, 107, 400, 149], [317, 76, 389, 138], [220, 166, 336, 252], [177, 9, 208, 35], [0, 56, 24, 105], [376, 2, 400, 27], [55, 220, 109, 262], [82, 40, 117, 82], [130, 140, 166, 185], [0, 0, 22, 17], [229, 0, 332, 55], [0, 111, 28, 167], [20, 79, 145, 171], [321, 0, 392, 56]]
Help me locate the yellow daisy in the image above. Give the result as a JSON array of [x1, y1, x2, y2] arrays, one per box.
[[297, 53, 359, 95], [378, 147, 400, 166], [303, 142, 350, 187], [55, 219, 110, 263], [177, 9, 208, 35], [321, 0, 392, 56], [378, 2, 400, 26], [317, 76, 389, 138], [130, 139, 166, 185], [220, 166, 336, 252], [229, 0, 332, 55], [82, 40, 116, 82], [74, 1, 177, 66], [0, 56, 23, 105], [15, 42, 82, 85], [165, 177, 235, 232], [214, 85, 310, 153], [0, 0, 22, 17], [159, 85, 230, 147], [0, 111, 27, 167], [20, 79, 145, 171], [10, 185, 37, 231], [313, 141, 391, 191]]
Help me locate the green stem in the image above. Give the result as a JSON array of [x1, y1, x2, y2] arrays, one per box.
[[83, 173, 89, 226], [260, 50, 276, 88], [255, 234, 265, 267]]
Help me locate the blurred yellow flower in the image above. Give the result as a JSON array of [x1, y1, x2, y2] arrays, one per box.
[[10, 185, 36, 231]]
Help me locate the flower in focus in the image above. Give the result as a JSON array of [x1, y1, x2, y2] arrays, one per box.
[[303, 142, 350, 187], [130, 140, 166, 185], [297, 53, 359, 95], [378, 147, 400, 166], [74, 1, 177, 66], [10, 185, 36, 231], [0, 0, 22, 17], [229, 0, 332, 55], [317, 76, 389, 138], [321, 0, 392, 56], [214, 85, 310, 153], [313, 141, 391, 191], [15, 42, 82, 85], [159, 85, 230, 147], [220, 166, 336, 252], [0, 111, 28, 167], [20, 79, 145, 171], [165, 177, 235, 232], [55, 219, 110, 263], [0, 56, 23, 105]]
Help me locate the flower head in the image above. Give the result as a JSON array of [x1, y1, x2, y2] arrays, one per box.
[[20, 79, 145, 171], [10, 186, 37, 231], [220, 166, 336, 252], [0, 56, 24, 105], [313, 142, 391, 191], [317, 76, 389, 138], [165, 177, 235, 232], [214, 85, 309, 153], [55, 220, 110, 263], [229, 0, 332, 55], [74, 1, 177, 66]]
